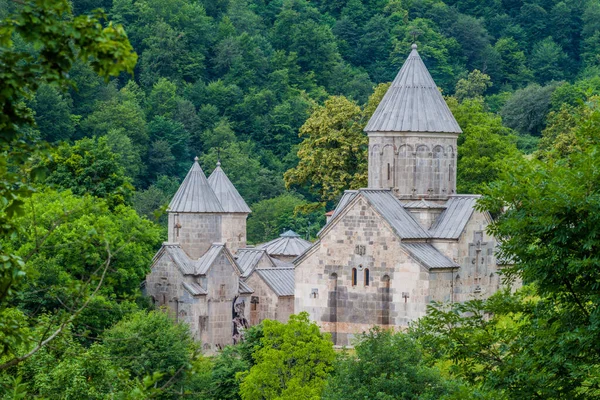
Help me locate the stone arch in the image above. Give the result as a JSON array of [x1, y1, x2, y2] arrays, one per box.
[[329, 272, 338, 289], [371, 143, 381, 158], [328, 273, 338, 343], [381, 144, 395, 188], [369, 144, 382, 187], [396, 144, 413, 194], [380, 275, 391, 326], [447, 146, 456, 193], [414, 145, 431, 196], [432, 145, 445, 195], [416, 144, 430, 153]]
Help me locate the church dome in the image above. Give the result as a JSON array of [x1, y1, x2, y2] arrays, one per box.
[[256, 230, 312, 258]]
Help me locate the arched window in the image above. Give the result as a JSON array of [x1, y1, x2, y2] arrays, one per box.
[[329, 273, 338, 291], [352, 268, 357, 286], [364, 268, 370, 286], [382, 274, 390, 286], [381, 275, 391, 325]]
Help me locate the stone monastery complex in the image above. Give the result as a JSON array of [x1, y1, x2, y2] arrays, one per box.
[[145, 44, 507, 352]]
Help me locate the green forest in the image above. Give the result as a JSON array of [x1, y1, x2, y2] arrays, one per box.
[[1, 0, 600, 398]]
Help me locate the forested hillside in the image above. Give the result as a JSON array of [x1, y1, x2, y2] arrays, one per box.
[[5, 0, 600, 242]]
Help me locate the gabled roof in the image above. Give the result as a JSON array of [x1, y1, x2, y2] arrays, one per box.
[[239, 280, 254, 294], [317, 190, 359, 237], [364, 44, 462, 134], [207, 161, 251, 213], [429, 195, 479, 239], [161, 243, 196, 275], [401, 242, 459, 270], [331, 191, 358, 220], [318, 189, 430, 240], [168, 157, 224, 213], [255, 268, 295, 296], [361, 190, 430, 239], [256, 230, 312, 257], [154, 243, 240, 276], [182, 281, 207, 296], [402, 199, 447, 209], [195, 244, 240, 275], [235, 248, 273, 277]]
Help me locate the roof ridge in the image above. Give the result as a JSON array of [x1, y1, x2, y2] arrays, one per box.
[[401, 242, 459, 270], [364, 44, 461, 134], [168, 159, 224, 213], [429, 196, 477, 239], [207, 162, 251, 213], [361, 191, 430, 239]]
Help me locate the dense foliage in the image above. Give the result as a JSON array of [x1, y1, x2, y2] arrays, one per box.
[[15, 0, 600, 238], [412, 97, 600, 399]]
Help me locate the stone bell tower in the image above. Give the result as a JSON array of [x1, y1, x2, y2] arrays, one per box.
[[167, 157, 225, 259], [364, 44, 462, 200], [166, 157, 252, 259]]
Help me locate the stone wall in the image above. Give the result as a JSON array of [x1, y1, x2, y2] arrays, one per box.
[[277, 296, 294, 322], [146, 250, 184, 311], [205, 252, 241, 351], [368, 133, 458, 199], [270, 254, 296, 263], [178, 283, 208, 342], [430, 210, 502, 303], [220, 213, 248, 254], [295, 196, 430, 346], [168, 213, 222, 259], [146, 250, 208, 343], [245, 273, 280, 325], [406, 207, 445, 229]]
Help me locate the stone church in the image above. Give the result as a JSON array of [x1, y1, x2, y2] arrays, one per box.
[[145, 44, 506, 351], [145, 159, 309, 352], [294, 44, 506, 346]]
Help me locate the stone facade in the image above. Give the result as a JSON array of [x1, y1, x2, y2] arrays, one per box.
[[294, 192, 506, 346], [220, 214, 247, 254], [146, 160, 297, 353], [295, 196, 426, 345], [245, 273, 291, 325], [368, 133, 457, 199], [294, 44, 510, 346], [168, 213, 222, 259], [145, 244, 250, 353], [430, 210, 501, 302]]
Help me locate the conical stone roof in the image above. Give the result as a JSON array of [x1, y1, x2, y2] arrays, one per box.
[[365, 44, 462, 134], [207, 161, 251, 213], [168, 157, 224, 213]]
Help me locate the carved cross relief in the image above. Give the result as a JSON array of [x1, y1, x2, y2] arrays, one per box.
[[174, 213, 182, 238], [468, 231, 494, 291]]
